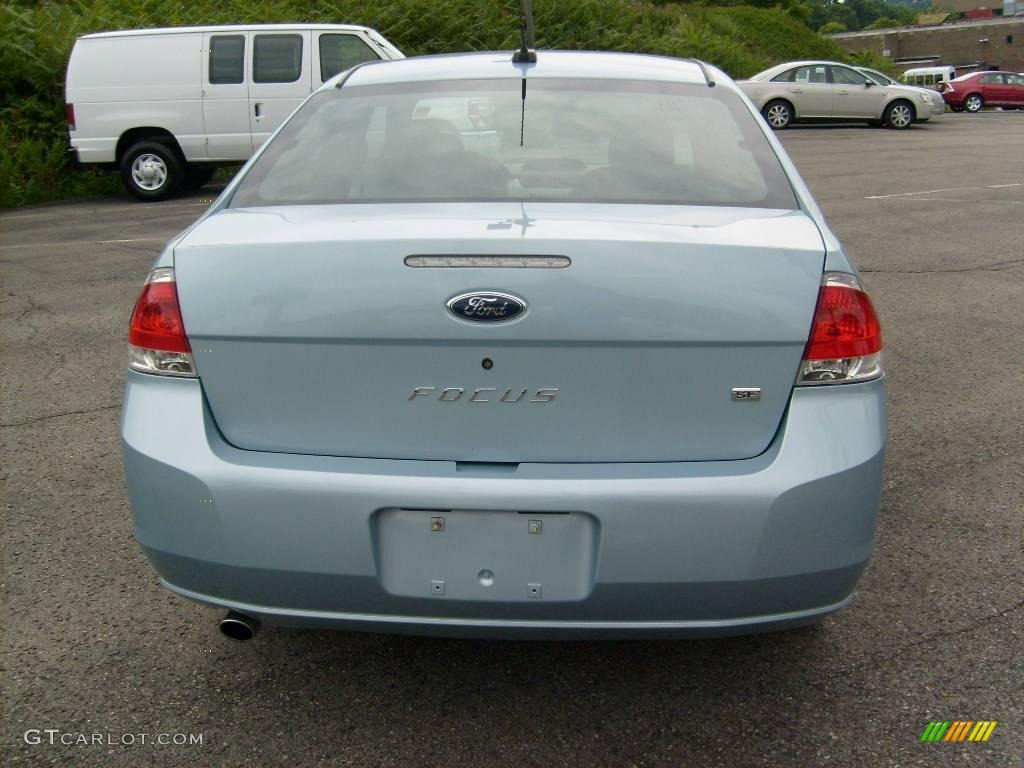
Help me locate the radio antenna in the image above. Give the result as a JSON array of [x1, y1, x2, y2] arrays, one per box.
[[513, 0, 537, 63]]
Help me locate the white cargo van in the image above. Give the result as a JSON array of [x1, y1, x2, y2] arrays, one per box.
[[65, 24, 404, 200]]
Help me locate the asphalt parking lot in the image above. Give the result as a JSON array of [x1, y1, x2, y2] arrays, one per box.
[[2, 111, 1022, 767]]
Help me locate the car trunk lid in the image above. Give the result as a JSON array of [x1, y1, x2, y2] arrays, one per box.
[[173, 203, 825, 462]]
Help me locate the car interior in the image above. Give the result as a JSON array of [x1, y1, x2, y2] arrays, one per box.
[[234, 82, 786, 208]]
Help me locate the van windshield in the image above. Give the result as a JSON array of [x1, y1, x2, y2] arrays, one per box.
[[229, 78, 797, 209]]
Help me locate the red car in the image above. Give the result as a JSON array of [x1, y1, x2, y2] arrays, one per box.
[[939, 71, 1024, 112]]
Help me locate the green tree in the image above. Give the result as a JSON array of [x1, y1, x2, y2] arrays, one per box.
[[806, 0, 915, 32]]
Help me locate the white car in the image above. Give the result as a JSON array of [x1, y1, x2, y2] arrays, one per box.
[[65, 24, 404, 200], [737, 60, 941, 130]]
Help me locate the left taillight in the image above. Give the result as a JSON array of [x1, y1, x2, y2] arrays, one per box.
[[65, 104, 76, 131], [128, 267, 195, 377]]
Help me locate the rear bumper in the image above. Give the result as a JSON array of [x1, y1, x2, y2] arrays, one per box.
[[122, 372, 886, 638], [69, 137, 116, 164], [941, 92, 964, 108]]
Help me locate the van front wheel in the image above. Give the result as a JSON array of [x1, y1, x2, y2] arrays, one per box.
[[120, 141, 183, 201]]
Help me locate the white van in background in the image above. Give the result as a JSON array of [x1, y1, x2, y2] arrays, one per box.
[[901, 66, 956, 89], [65, 25, 404, 200]]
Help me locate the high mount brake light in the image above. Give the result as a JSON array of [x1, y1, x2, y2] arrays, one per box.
[[797, 272, 883, 385], [128, 267, 196, 377]]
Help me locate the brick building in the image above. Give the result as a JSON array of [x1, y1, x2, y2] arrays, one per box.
[[936, 1, 1001, 11], [829, 17, 1024, 73]]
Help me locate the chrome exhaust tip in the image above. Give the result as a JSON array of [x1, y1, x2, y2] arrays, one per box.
[[219, 610, 260, 641]]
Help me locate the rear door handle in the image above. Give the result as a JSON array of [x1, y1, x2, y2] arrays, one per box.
[[836, 90, 850, 96], [790, 88, 803, 94], [254, 102, 263, 119]]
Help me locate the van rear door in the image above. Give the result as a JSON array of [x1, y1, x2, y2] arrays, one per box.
[[248, 30, 312, 149], [202, 32, 253, 160]]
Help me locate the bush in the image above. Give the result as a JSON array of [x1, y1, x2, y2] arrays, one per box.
[[819, 21, 847, 35], [865, 16, 902, 31], [0, 0, 852, 206]]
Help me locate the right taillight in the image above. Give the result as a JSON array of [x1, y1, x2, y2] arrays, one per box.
[[66, 103, 76, 131], [797, 272, 883, 385], [128, 267, 196, 377]]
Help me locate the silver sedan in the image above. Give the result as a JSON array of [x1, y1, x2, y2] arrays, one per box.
[[738, 60, 941, 129]]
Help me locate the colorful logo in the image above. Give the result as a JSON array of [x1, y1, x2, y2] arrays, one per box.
[[921, 721, 997, 742]]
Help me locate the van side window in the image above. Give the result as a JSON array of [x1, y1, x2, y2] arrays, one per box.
[[254, 34, 303, 83], [210, 35, 245, 84], [319, 34, 379, 82]]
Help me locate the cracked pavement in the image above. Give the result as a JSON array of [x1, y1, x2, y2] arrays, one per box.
[[2, 112, 1022, 767]]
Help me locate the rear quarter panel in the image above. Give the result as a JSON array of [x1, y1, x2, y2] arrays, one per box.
[[66, 34, 205, 162]]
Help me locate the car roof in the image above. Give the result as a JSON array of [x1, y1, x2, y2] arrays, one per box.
[[333, 50, 715, 89], [748, 60, 852, 80], [952, 70, 1014, 80], [79, 23, 373, 39], [774, 60, 847, 67], [901, 66, 955, 73]]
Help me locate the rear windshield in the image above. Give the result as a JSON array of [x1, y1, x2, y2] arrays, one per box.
[[229, 77, 797, 209]]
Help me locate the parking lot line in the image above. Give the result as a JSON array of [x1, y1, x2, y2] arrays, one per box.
[[885, 198, 1024, 205], [866, 183, 1022, 199]]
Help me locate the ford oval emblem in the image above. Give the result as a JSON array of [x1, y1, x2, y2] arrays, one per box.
[[447, 291, 527, 323]]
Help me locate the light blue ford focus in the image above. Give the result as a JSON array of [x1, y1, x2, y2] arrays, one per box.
[[122, 49, 885, 640]]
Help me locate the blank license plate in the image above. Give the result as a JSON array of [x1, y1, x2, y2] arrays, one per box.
[[374, 509, 598, 602]]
